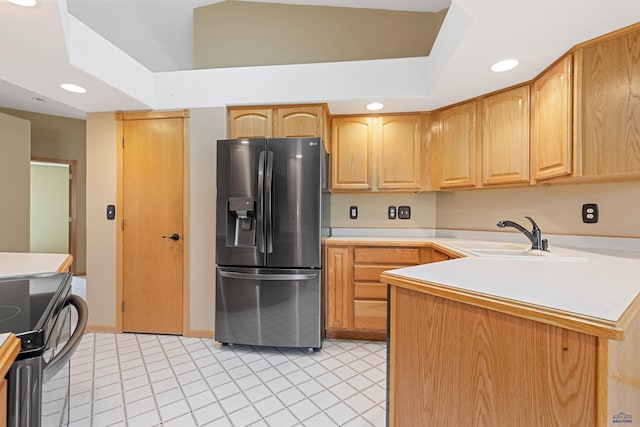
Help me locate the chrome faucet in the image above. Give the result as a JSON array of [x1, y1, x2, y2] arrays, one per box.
[[496, 216, 549, 251]]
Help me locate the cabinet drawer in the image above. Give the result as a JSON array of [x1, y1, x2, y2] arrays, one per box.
[[354, 300, 387, 331], [353, 247, 422, 264], [354, 282, 387, 300], [354, 265, 402, 282]]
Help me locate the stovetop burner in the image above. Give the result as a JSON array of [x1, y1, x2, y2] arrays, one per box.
[[0, 273, 72, 357]]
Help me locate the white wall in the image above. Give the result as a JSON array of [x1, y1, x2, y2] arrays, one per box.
[[0, 112, 30, 252], [436, 182, 640, 237], [85, 109, 225, 334], [85, 112, 118, 329], [30, 162, 69, 253], [188, 108, 225, 333]]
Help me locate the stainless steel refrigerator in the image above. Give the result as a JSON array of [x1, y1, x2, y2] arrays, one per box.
[[215, 137, 329, 350]]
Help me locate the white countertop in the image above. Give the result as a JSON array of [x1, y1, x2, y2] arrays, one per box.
[[0, 252, 71, 278], [0, 333, 9, 348], [327, 233, 640, 329]]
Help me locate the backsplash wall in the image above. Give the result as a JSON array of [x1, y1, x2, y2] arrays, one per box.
[[330, 192, 437, 229], [436, 181, 640, 238]]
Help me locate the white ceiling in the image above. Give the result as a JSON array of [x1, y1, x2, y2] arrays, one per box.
[[1, 0, 639, 119]]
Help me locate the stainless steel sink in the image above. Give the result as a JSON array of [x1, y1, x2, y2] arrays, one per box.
[[447, 241, 587, 260], [449, 241, 527, 251]]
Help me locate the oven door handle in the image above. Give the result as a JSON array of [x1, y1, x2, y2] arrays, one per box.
[[43, 294, 88, 382]]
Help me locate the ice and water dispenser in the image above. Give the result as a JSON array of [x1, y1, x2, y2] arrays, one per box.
[[226, 197, 256, 246]]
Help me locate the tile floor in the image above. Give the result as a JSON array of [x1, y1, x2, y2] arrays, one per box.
[[69, 332, 387, 427]]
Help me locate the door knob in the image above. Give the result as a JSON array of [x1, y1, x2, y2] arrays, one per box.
[[162, 233, 180, 241]]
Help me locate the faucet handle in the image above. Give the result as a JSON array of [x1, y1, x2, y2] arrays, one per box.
[[524, 216, 540, 232], [541, 239, 549, 251]]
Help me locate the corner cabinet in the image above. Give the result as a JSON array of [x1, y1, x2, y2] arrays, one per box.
[[227, 104, 330, 151], [433, 101, 479, 189], [481, 85, 530, 186], [575, 27, 640, 179], [531, 55, 574, 181], [324, 242, 460, 340], [330, 114, 422, 192]]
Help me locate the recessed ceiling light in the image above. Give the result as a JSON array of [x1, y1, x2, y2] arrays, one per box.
[[366, 102, 384, 111], [60, 83, 87, 94], [6, 0, 37, 6], [490, 59, 520, 73]]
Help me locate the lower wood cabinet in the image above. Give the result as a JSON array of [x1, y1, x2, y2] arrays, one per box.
[[325, 243, 459, 340]]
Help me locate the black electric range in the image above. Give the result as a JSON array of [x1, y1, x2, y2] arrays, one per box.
[[1, 272, 88, 427], [0, 273, 72, 359]]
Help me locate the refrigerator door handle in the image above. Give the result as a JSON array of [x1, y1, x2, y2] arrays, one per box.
[[257, 150, 265, 253], [219, 271, 318, 281], [265, 150, 274, 254]]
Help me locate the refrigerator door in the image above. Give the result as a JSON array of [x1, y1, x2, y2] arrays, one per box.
[[216, 138, 267, 267], [266, 137, 322, 268], [215, 267, 322, 349]]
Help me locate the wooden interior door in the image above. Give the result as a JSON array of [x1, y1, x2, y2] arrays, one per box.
[[122, 115, 184, 335]]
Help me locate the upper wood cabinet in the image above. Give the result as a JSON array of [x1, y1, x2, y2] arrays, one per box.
[[227, 104, 330, 151], [531, 55, 573, 181], [481, 85, 530, 186], [434, 101, 479, 189], [377, 115, 422, 190], [331, 114, 422, 192], [575, 27, 640, 179], [331, 116, 374, 191], [228, 108, 273, 138]]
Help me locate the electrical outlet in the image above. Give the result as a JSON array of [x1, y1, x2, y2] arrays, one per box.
[[349, 206, 358, 219], [398, 206, 411, 219], [388, 206, 396, 219], [582, 203, 598, 223]]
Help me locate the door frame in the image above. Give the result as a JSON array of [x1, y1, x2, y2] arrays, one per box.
[[114, 110, 190, 335], [31, 157, 78, 275]]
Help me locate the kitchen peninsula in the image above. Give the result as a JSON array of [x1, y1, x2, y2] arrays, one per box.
[[381, 243, 640, 427], [0, 252, 72, 278]]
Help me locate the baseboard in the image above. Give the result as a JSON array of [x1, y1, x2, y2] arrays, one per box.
[[85, 324, 118, 334], [184, 329, 214, 339]]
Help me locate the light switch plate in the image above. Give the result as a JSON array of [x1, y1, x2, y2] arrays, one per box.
[[388, 206, 396, 219]]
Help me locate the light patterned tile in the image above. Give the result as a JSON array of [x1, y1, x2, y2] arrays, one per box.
[[307, 389, 340, 410], [288, 398, 321, 421], [243, 384, 272, 403], [92, 393, 124, 415], [158, 399, 191, 422], [126, 396, 157, 418], [343, 416, 374, 426], [193, 401, 225, 425], [274, 386, 306, 407], [325, 402, 359, 426], [188, 389, 216, 411], [227, 405, 262, 427], [211, 380, 241, 400], [181, 378, 209, 397], [303, 411, 339, 427], [253, 395, 284, 417], [263, 408, 299, 427], [218, 392, 251, 414], [92, 406, 125, 427], [362, 405, 386, 427], [126, 409, 162, 427]]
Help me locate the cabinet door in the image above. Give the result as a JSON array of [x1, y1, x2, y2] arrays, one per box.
[[274, 106, 325, 138], [331, 116, 373, 191], [227, 108, 273, 138], [377, 115, 422, 190], [531, 55, 573, 181], [577, 29, 640, 177], [436, 102, 479, 189], [481, 86, 530, 186], [325, 247, 352, 330]]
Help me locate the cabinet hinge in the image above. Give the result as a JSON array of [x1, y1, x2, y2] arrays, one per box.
[[122, 137, 125, 149], [121, 219, 125, 231], [121, 301, 125, 312]]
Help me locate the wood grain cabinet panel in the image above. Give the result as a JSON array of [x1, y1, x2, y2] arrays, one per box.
[[531, 55, 573, 181], [228, 105, 329, 150], [435, 101, 479, 189], [227, 108, 273, 138], [377, 115, 422, 190], [481, 85, 530, 186], [331, 116, 374, 190], [325, 247, 352, 330], [576, 28, 640, 177], [330, 114, 422, 192], [388, 287, 598, 427]]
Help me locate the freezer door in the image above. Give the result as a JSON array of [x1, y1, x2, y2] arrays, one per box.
[[216, 138, 266, 267], [215, 267, 322, 349], [266, 138, 322, 268]]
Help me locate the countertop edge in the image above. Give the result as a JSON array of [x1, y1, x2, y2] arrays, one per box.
[[381, 271, 628, 340], [0, 334, 20, 378]]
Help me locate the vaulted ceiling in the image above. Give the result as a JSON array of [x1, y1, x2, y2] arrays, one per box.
[[1, 0, 639, 119]]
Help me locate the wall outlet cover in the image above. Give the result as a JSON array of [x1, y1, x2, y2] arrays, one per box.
[[398, 206, 411, 219], [349, 206, 358, 219], [582, 203, 598, 223]]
